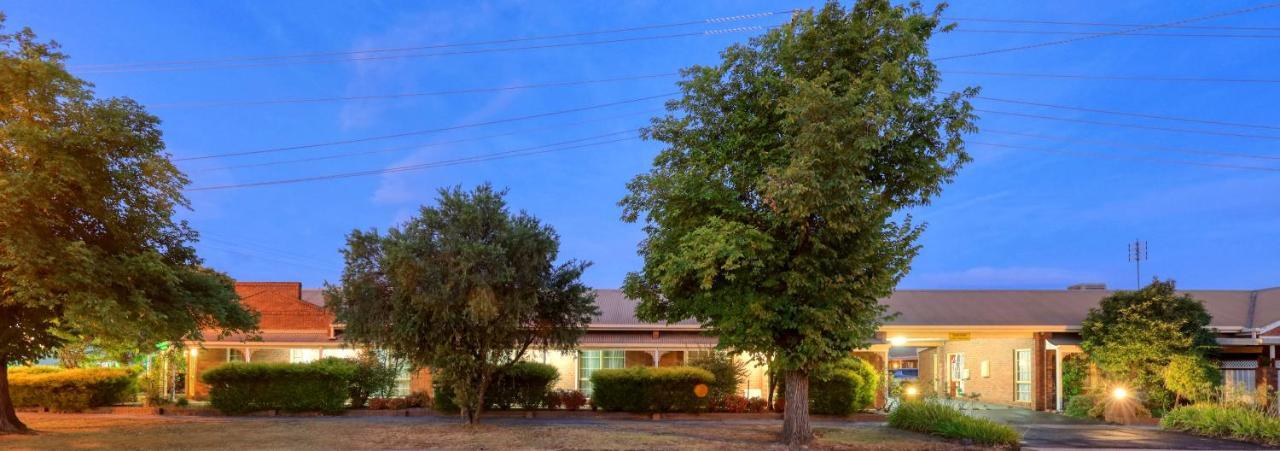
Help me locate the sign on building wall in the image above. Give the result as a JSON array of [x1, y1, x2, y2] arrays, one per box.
[[948, 332, 971, 341]]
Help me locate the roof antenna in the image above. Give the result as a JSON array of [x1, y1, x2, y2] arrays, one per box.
[[1128, 239, 1148, 289]]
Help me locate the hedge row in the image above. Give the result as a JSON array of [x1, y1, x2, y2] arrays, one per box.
[[590, 366, 715, 413], [433, 362, 559, 412], [8, 366, 135, 412], [201, 358, 356, 414], [810, 358, 879, 416]]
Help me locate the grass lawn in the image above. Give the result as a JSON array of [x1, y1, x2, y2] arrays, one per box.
[[0, 413, 994, 450]]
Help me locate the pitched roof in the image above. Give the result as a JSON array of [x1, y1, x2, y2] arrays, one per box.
[[233, 282, 333, 331], [592, 289, 698, 327]]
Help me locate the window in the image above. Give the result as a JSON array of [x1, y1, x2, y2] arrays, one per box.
[[324, 348, 358, 360], [578, 350, 625, 395], [1015, 349, 1032, 403], [227, 349, 245, 362], [289, 349, 321, 363]]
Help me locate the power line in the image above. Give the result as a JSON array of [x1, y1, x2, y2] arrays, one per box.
[[975, 109, 1280, 141], [947, 70, 1280, 84], [953, 28, 1280, 39], [981, 129, 1280, 161], [196, 110, 656, 172], [970, 141, 1280, 173], [976, 96, 1280, 131], [174, 91, 676, 161], [936, 3, 1280, 61], [187, 136, 638, 192], [74, 10, 792, 71], [149, 73, 679, 109], [945, 17, 1280, 32], [76, 24, 783, 74]]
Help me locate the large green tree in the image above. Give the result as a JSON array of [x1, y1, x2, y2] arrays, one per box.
[[1081, 279, 1217, 412], [619, 1, 975, 444], [325, 184, 598, 425], [0, 18, 258, 433]]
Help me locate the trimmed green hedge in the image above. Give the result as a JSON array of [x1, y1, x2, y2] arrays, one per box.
[[811, 358, 880, 416], [432, 362, 560, 412], [201, 358, 356, 414], [1161, 404, 1280, 446], [590, 366, 715, 413], [9, 367, 135, 412], [888, 400, 1021, 447]]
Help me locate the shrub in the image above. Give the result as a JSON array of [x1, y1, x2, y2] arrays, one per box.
[[1064, 393, 1100, 419], [590, 366, 715, 413], [9, 367, 135, 412], [746, 397, 768, 413], [1161, 404, 1280, 446], [688, 352, 746, 405], [405, 391, 430, 408], [888, 400, 1021, 447], [714, 395, 750, 413], [1163, 355, 1220, 404], [432, 362, 558, 411], [201, 358, 356, 414], [1061, 353, 1089, 403], [810, 358, 880, 416], [486, 362, 558, 410], [558, 389, 587, 411], [347, 352, 402, 408]]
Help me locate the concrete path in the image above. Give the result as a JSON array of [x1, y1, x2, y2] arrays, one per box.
[[960, 406, 1268, 450]]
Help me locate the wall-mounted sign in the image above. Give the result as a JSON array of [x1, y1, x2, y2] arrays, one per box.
[[948, 332, 971, 341]]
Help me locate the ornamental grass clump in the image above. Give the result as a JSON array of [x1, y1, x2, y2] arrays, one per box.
[[1160, 404, 1280, 446], [888, 400, 1021, 447]]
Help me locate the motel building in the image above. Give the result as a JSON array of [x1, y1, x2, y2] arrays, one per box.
[[186, 282, 1280, 411]]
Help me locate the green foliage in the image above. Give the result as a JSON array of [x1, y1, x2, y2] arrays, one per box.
[[1064, 393, 1101, 419], [688, 352, 746, 404], [432, 381, 459, 413], [0, 19, 258, 430], [1161, 404, 1280, 446], [326, 184, 597, 423], [888, 400, 1021, 446], [810, 358, 880, 415], [8, 367, 135, 412], [589, 366, 716, 413], [1163, 354, 1221, 404], [1081, 279, 1216, 413], [1061, 353, 1089, 404], [346, 352, 403, 408], [485, 362, 559, 410], [200, 359, 356, 415]]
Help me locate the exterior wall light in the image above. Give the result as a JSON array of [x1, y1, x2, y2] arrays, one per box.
[[888, 336, 908, 347], [1112, 387, 1128, 400], [905, 386, 919, 397]]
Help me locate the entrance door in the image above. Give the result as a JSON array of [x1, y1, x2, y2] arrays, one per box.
[[948, 353, 965, 397]]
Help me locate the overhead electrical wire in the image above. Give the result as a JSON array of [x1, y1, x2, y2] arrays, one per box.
[[970, 141, 1280, 173], [976, 96, 1280, 131], [149, 73, 679, 109], [174, 91, 677, 161], [952, 29, 1280, 39], [947, 70, 1280, 84], [944, 17, 1280, 32], [980, 129, 1280, 161], [75, 10, 791, 71], [936, 2, 1280, 61], [975, 109, 1280, 141], [187, 136, 639, 192], [196, 110, 657, 171]]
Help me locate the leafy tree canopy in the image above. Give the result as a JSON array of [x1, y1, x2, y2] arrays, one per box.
[[1080, 279, 1217, 411], [0, 16, 257, 432], [325, 184, 597, 424], [619, 1, 976, 443]]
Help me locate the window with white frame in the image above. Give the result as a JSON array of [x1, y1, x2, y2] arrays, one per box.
[[1014, 349, 1032, 403], [227, 349, 245, 362], [289, 349, 321, 363], [578, 350, 625, 395]]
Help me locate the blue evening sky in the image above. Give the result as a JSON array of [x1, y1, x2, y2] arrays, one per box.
[[6, 1, 1278, 291]]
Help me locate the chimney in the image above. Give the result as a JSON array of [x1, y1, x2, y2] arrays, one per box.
[[1067, 283, 1107, 291]]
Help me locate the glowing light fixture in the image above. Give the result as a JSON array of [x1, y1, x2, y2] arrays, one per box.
[[905, 386, 919, 397], [188, 348, 199, 358], [888, 336, 908, 347], [1112, 387, 1128, 400]]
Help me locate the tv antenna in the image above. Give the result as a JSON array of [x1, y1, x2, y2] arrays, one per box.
[[1128, 239, 1148, 288]]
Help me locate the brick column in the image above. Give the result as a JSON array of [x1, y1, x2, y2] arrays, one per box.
[[1032, 333, 1048, 411]]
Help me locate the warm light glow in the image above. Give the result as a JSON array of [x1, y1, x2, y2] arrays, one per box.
[[1112, 387, 1128, 400], [905, 386, 919, 397], [888, 336, 908, 347], [189, 348, 199, 358], [693, 384, 709, 398]]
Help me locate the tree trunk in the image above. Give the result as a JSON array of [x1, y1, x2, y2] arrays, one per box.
[[781, 370, 812, 446], [0, 360, 30, 434], [459, 376, 487, 426]]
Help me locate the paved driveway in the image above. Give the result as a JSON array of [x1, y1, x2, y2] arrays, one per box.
[[960, 405, 1267, 450]]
